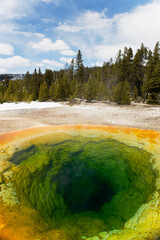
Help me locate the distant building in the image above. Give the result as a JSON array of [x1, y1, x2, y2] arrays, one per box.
[[9, 74, 25, 80], [0, 74, 25, 82]]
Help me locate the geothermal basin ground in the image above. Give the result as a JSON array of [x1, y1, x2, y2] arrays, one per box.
[[0, 101, 159, 133]]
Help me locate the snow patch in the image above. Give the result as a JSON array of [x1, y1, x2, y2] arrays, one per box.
[[0, 102, 63, 111]]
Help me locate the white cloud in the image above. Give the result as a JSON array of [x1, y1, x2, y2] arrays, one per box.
[[60, 49, 76, 56], [0, 0, 59, 21], [0, 56, 30, 69], [88, 43, 138, 62], [0, 23, 17, 34], [57, 25, 81, 33], [0, 0, 24, 20], [91, 62, 104, 67], [33, 62, 44, 67], [30, 38, 76, 56], [56, 10, 111, 33], [114, 0, 160, 47], [0, 43, 14, 56], [0, 23, 44, 40], [42, 59, 64, 68], [17, 31, 45, 38], [0, 2, 44, 46], [0, 68, 7, 74], [0, 0, 38, 20], [42, 0, 52, 3], [41, 18, 55, 24], [56, 0, 160, 61], [60, 57, 72, 64], [30, 38, 70, 52], [42, 0, 60, 4], [96, 61, 104, 67]]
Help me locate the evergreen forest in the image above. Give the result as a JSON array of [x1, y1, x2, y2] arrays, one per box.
[[0, 42, 160, 105]]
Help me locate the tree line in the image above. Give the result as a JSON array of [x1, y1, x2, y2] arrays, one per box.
[[0, 42, 160, 104]]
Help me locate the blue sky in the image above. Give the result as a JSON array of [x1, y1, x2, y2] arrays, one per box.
[[0, 0, 159, 73]]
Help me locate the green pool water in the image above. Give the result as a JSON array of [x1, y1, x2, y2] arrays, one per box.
[[10, 136, 155, 239]]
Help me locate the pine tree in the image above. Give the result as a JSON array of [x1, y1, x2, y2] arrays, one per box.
[[29, 69, 39, 100], [146, 42, 160, 103], [70, 58, 75, 71], [122, 47, 133, 82], [145, 50, 154, 86], [13, 80, 24, 102], [147, 64, 160, 103], [0, 86, 4, 103], [123, 80, 131, 104], [58, 74, 70, 100], [132, 43, 147, 95], [68, 58, 75, 82], [69, 77, 77, 98], [76, 50, 83, 68], [38, 68, 44, 86], [152, 42, 160, 65], [85, 76, 97, 101], [146, 43, 160, 84], [49, 82, 55, 100], [54, 82, 60, 100], [114, 47, 133, 86], [76, 50, 84, 84], [23, 87, 29, 102], [24, 71, 31, 92], [4, 81, 15, 102], [3, 75, 9, 90], [97, 81, 106, 100], [133, 86, 138, 100], [114, 81, 130, 105], [38, 81, 49, 102], [44, 69, 53, 87]]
